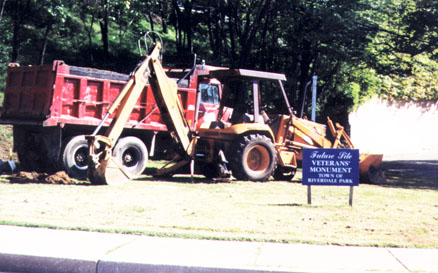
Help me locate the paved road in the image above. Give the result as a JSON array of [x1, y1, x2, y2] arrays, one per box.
[[0, 225, 437, 273]]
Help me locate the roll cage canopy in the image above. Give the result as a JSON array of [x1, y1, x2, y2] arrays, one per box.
[[207, 68, 291, 124], [208, 68, 287, 81]]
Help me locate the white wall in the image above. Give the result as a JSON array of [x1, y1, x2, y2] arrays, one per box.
[[349, 97, 438, 159]]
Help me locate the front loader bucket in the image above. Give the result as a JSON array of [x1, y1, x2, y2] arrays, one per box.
[[359, 153, 385, 184]]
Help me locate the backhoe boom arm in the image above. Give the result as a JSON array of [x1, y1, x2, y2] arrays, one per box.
[[87, 43, 192, 185]]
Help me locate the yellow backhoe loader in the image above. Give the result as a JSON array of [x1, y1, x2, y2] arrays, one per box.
[[161, 68, 383, 183], [87, 33, 383, 185]]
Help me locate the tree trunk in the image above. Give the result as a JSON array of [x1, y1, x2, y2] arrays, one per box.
[[148, 9, 154, 32], [183, 0, 193, 52], [86, 14, 95, 63], [207, 11, 216, 60], [171, 0, 183, 53], [160, 1, 168, 33], [11, 0, 21, 62], [225, 2, 237, 67], [238, 0, 270, 68], [39, 25, 51, 65], [297, 40, 314, 116], [100, 0, 110, 59], [0, 0, 7, 23]]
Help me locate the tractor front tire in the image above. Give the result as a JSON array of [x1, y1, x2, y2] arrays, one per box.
[[230, 134, 277, 182]]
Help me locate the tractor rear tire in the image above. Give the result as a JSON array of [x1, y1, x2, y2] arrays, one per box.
[[230, 134, 277, 181], [113, 136, 148, 178]]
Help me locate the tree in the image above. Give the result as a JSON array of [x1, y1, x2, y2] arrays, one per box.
[[201, 0, 272, 68], [1, 0, 437, 113], [99, 0, 110, 59], [28, 0, 69, 64], [73, 1, 98, 63], [7, 0, 32, 62], [263, 1, 379, 123], [170, 0, 195, 54], [363, 0, 438, 101]]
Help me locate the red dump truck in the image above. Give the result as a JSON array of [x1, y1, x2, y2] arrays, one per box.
[[0, 60, 230, 178]]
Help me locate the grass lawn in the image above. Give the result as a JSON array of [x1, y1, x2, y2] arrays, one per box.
[[0, 171, 437, 248], [0, 121, 436, 248]]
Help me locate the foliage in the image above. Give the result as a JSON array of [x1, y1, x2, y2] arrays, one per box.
[[378, 54, 438, 100], [0, 0, 437, 123], [359, 0, 438, 102], [0, 14, 11, 92]]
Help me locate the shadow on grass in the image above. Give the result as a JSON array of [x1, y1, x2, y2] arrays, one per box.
[[379, 160, 438, 190], [6, 161, 436, 191], [267, 203, 305, 207], [140, 168, 232, 184], [142, 168, 303, 185]]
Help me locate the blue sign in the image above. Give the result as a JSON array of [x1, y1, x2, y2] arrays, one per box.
[[302, 148, 359, 186]]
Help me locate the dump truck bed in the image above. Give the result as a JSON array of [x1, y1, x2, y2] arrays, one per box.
[[1, 61, 198, 131]]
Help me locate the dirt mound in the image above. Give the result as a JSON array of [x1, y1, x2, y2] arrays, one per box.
[[11, 171, 72, 184], [44, 171, 72, 184]]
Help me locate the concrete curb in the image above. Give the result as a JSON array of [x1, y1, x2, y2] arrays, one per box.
[[0, 226, 437, 273]]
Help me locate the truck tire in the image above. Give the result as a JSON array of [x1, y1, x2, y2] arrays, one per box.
[[230, 134, 277, 181], [61, 135, 89, 179], [113, 136, 148, 177]]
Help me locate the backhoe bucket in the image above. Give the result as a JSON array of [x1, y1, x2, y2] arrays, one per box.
[[89, 157, 131, 186], [359, 153, 385, 184], [87, 136, 131, 186]]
